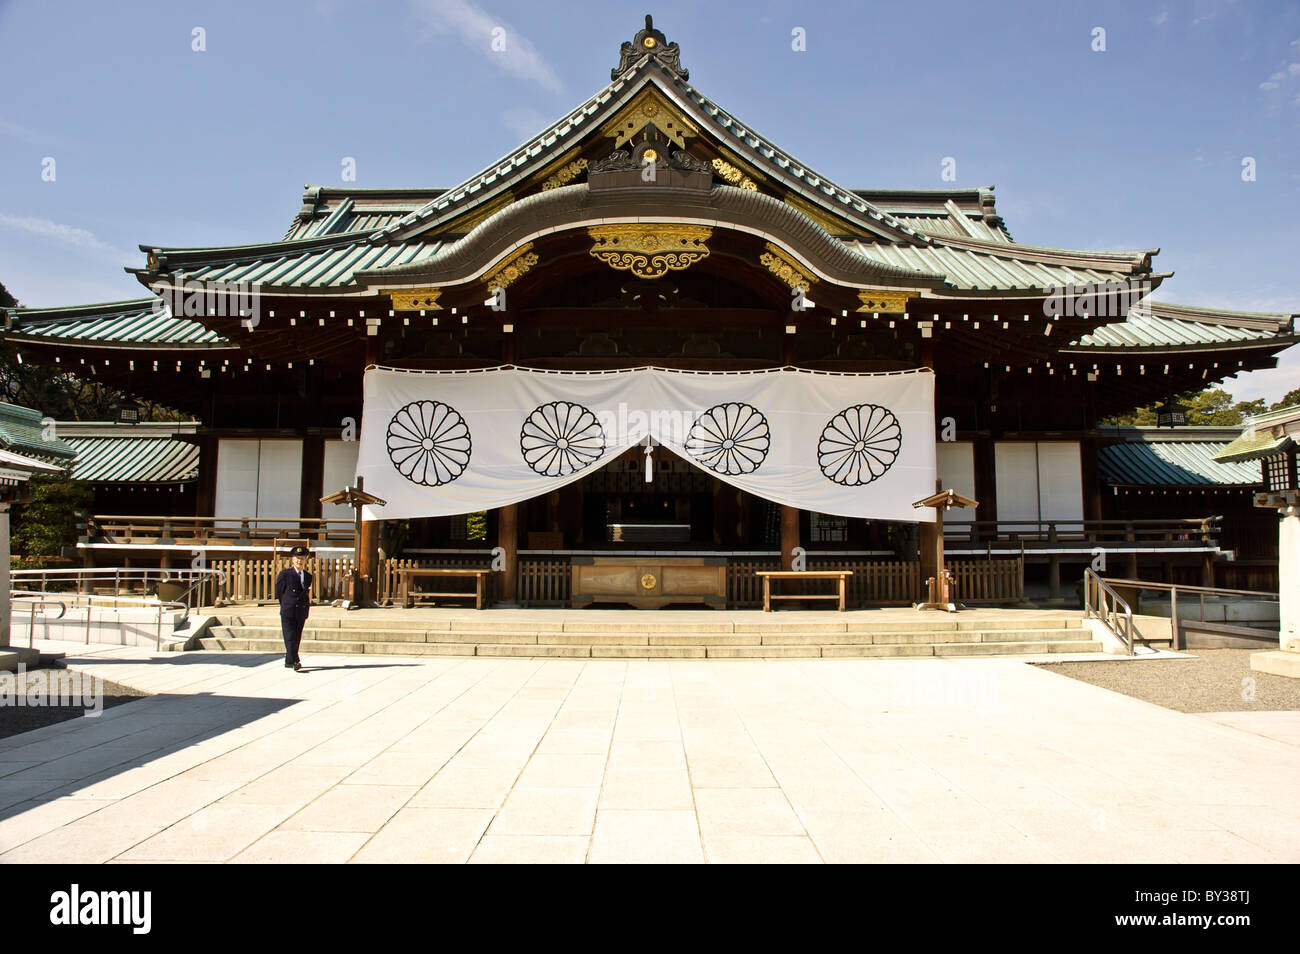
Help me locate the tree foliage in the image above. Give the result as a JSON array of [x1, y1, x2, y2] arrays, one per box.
[[1104, 387, 1282, 426], [9, 476, 94, 559]]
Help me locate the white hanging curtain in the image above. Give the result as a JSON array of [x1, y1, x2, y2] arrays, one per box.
[[356, 366, 936, 523]]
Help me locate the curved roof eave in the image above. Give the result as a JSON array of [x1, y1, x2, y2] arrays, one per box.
[[353, 183, 948, 291]]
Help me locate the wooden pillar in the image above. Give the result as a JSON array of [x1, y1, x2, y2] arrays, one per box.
[[1081, 379, 1103, 523], [0, 504, 10, 648], [497, 502, 519, 605], [194, 433, 218, 518], [973, 436, 997, 528], [780, 504, 800, 570], [300, 434, 325, 522], [358, 336, 381, 603], [918, 336, 939, 584]]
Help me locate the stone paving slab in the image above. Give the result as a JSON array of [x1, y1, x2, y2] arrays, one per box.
[[0, 637, 1295, 863]]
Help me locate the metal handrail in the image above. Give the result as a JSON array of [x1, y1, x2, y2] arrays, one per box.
[[1083, 568, 1135, 655], [9, 596, 66, 650], [11, 567, 227, 613], [11, 589, 187, 647], [1088, 577, 1279, 650]]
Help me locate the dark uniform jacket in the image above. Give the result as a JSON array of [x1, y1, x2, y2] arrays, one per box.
[[274, 567, 313, 617]]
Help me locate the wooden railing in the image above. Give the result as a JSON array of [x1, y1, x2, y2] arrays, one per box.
[[943, 517, 1220, 549], [147, 554, 1026, 608], [84, 514, 356, 546], [85, 514, 1224, 555]]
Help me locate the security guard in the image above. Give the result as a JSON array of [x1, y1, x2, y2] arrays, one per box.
[[274, 544, 313, 671]]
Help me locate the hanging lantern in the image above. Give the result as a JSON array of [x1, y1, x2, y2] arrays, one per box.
[[1156, 398, 1187, 428]]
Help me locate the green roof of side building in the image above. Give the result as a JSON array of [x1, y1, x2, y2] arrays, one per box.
[[0, 403, 76, 462], [2, 299, 232, 348], [1214, 404, 1300, 464], [1099, 426, 1262, 486], [54, 421, 199, 484]]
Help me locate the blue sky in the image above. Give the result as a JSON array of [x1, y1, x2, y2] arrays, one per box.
[[2, 0, 1297, 401]]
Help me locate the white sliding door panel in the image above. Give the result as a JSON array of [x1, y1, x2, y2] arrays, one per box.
[[214, 440, 259, 527], [1037, 442, 1083, 523], [994, 442, 1040, 523]]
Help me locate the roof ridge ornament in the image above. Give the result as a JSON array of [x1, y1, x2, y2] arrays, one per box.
[[612, 14, 687, 81]]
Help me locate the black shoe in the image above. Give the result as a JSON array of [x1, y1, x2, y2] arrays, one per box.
[[293, 662, 303, 671], [285, 662, 294, 669]]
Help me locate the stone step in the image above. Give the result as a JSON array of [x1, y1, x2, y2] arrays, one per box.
[[933, 640, 1100, 656], [194, 635, 1101, 659], [213, 624, 1087, 648], [215, 614, 1081, 635]]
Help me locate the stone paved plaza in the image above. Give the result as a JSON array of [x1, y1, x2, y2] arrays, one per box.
[[0, 639, 1297, 863]]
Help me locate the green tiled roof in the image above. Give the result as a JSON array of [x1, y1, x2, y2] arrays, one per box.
[[1214, 404, 1300, 463], [159, 235, 445, 292], [284, 187, 449, 240], [1099, 427, 1261, 486], [0, 403, 76, 462], [63, 435, 199, 484], [4, 298, 231, 348], [849, 240, 1153, 293], [1070, 301, 1295, 352]]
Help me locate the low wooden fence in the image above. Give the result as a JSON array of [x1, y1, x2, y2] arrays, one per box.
[[949, 558, 1024, 603], [209, 556, 357, 603], [518, 557, 569, 606], [204, 554, 1024, 607]]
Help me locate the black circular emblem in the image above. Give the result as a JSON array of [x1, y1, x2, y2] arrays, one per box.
[[520, 401, 606, 477], [818, 404, 901, 486], [387, 400, 472, 486], [685, 402, 771, 475]]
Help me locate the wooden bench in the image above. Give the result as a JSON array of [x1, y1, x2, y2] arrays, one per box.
[[398, 568, 492, 609], [755, 571, 853, 612]]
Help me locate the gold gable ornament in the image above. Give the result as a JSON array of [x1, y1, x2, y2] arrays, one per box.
[[712, 158, 758, 191], [588, 224, 711, 279], [759, 244, 816, 291], [387, 288, 443, 312], [541, 158, 588, 191], [484, 244, 540, 290], [600, 87, 699, 150], [856, 290, 916, 315]]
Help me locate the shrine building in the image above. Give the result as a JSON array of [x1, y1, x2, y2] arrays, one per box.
[[3, 17, 1295, 609]]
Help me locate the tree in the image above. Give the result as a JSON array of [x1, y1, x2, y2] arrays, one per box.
[[1272, 387, 1300, 411], [1102, 388, 1268, 426], [10, 475, 94, 559]]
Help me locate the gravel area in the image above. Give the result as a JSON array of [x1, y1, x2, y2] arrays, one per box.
[[0, 667, 150, 740], [1033, 648, 1300, 713]]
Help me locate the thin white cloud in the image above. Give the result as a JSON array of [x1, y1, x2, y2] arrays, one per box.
[[0, 213, 133, 262], [1259, 63, 1300, 93], [1151, 11, 1170, 26], [499, 107, 549, 140], [0, 117, 50, 144], [410, 0, 562, 94]]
